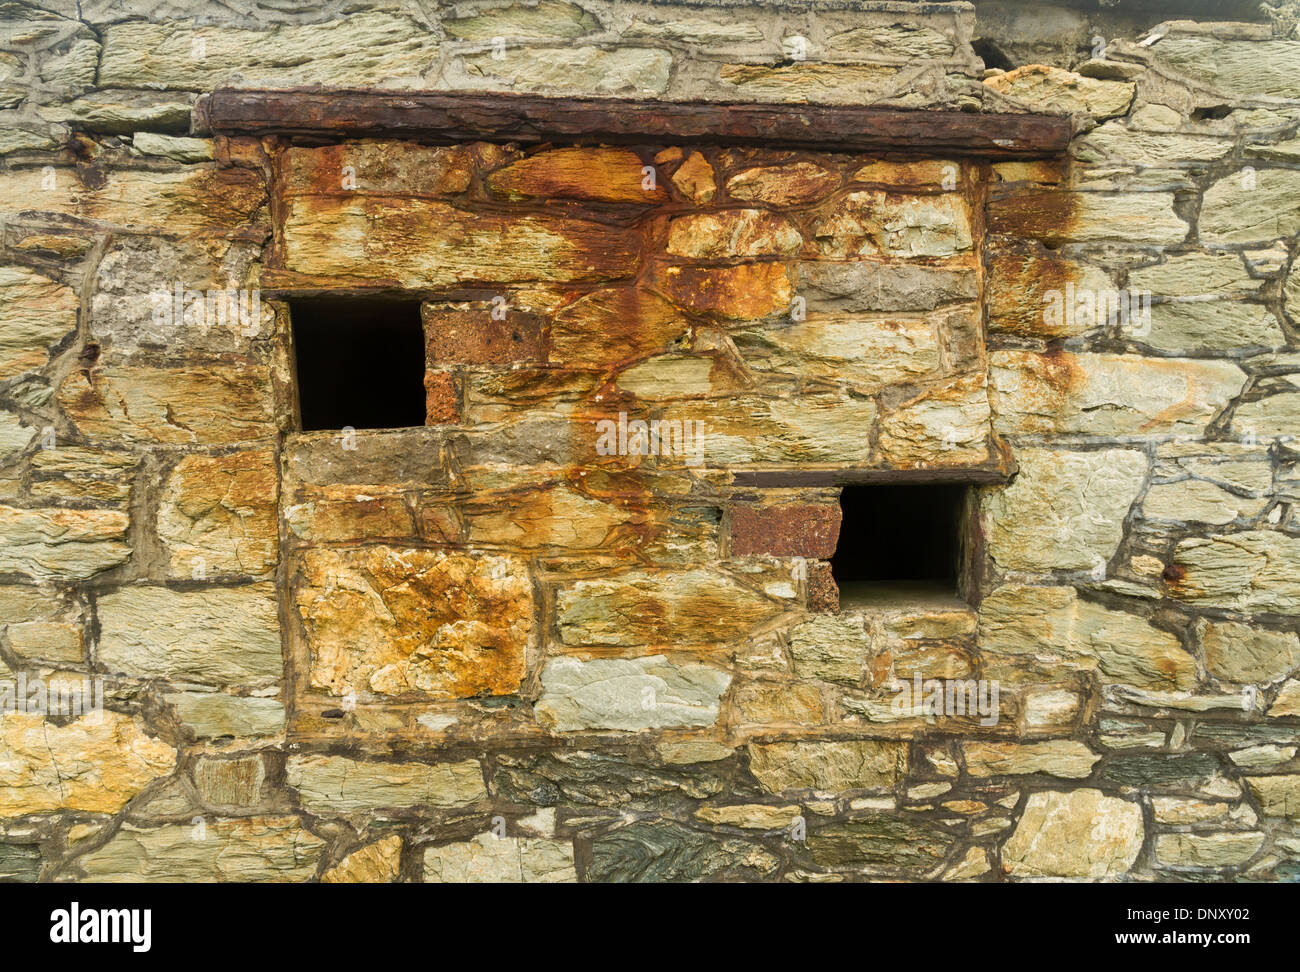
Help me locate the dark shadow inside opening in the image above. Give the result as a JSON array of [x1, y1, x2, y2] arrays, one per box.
[[289, 298, 426, 431], [831, 484, 967, 603]]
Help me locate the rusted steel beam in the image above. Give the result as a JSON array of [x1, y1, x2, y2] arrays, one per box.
[[201, 88, 1071, 158]]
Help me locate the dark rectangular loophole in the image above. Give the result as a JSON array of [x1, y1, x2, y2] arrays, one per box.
[[831, 484, 966, 595], [289, 298, 425, 431]]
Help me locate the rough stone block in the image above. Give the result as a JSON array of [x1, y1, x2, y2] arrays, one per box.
[[321, 835, 403, 884], [165, 692, 286, 739], [0, 711, 174, 816], [1002, 789, 1143, 879], [788, 614, 872, 684], [286, 754, 486, 813], [97, 584, 282, 684], [58, 359, 276, 445], [747, 739, 906, 794], [75, 817, 322, 882], [0, 266, 78, 381], [989, 351, 1245, 437], [295, 546, 534, 700], [99, 15, 439, 90], [979, 584, 1195, 692], [983, 449, 1147, 573], [281, 196, 638, 289], [656, 263, 794, 321], [424, 832, 576, 882], [983, 65, 1134, 119], [486, 147, 666, 203], [726, 161, 838, 206], [555, 567, 780, 649], [0, 506, 129, 581], [535, 655, 731, 732], [1168, 531, 1300, 615], [157, 449, 278, 579]]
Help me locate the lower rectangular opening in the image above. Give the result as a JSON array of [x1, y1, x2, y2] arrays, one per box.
[[289, 298, 426, 431], [831, 484, 968, 608]]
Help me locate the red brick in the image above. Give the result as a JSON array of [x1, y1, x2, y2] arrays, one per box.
[[807, 560, 840, 613], [729, 503, 841, 558], [424, 307, 546, 366], [424, 370, 460, 423]]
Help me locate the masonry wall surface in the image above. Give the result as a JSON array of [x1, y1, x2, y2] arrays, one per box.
[[2, 0, 1300, 883]]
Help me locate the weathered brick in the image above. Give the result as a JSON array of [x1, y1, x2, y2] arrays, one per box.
[[730, 503, 841, 558], [807, 560, 840, 613], [424, 370, 460, 424], [423, 307, 546, 366]]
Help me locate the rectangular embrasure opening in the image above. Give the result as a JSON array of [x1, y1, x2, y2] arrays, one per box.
[[831, 484, 968, 607], [289, 298, 426, 431]]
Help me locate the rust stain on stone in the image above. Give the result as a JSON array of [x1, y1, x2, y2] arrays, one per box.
[[987, 186, 1081, 246], [1139, 358, 1232, 433], [279, 141, 480, 198], [295, 546, 533, 702], [986, 245, 1075, 337], [1160, 562, 1194, 603], [265, 135, 1024, 746], [485, 146, 668, 204], [549, 284, 688, 370], [654, 262, 794, 320], [423, 370, 460, 423], [1035, 345, 1088, 396]]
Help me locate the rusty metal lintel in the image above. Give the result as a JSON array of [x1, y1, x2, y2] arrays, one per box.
[[200, 88, 1071, 159]]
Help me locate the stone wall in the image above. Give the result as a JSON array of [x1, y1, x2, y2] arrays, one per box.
[[2, 0, 1300, 883]]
